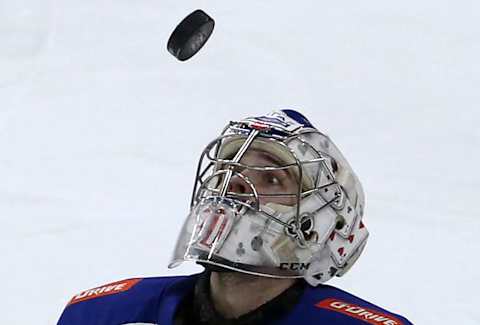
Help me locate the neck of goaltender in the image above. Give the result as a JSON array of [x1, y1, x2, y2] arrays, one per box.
[[209, 271, 298, 319]]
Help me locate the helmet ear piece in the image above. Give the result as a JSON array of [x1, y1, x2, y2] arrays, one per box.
[[304, 213, 369, 286]]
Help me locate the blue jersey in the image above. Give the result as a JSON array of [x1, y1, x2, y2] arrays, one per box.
[[58, 274, 413, 325]]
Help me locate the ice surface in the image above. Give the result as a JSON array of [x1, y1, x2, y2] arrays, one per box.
[[1, 0, 479, 324], [0, 0, 53, 87]]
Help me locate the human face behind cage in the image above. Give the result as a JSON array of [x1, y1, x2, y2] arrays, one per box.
[[169, 133, 340, 278], [170, 112, 368, 283], [215, 149, 301, 207], [228, 149, 299, 205], [193, 134, 312, 213]]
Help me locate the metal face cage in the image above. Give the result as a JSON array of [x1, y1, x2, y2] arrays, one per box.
[[189, 121, 343, 248], [169, 114, 368, 283]]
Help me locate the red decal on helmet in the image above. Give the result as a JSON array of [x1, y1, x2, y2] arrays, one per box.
[[249, 122, 270, 131], [329, 232, 335, 241], [199, 212, 228, 248], [316, 298, 404, 325], [68, 279, 142, 305]]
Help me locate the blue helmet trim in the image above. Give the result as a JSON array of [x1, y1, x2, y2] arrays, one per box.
[[281, 109, 315, 129]]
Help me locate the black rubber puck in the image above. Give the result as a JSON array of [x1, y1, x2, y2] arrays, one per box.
[[167, 9, 215, 61]]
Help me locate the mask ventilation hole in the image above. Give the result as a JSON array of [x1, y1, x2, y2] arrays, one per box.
[[331, 159, 338, 173], [335, 215, 346, 230]]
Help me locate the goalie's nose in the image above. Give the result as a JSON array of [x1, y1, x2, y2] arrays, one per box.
[[227, 174, 248, 195]]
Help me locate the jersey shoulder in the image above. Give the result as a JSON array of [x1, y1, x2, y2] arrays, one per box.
[[57, 274, 198, 325], [291, 284, 414, 325]]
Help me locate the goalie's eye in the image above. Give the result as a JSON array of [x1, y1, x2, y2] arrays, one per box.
[[265, 172, 282, 186], [211, 148, 300, 206]]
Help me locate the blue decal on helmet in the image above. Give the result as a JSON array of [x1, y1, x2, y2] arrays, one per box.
[[281, 109, 315, 129]]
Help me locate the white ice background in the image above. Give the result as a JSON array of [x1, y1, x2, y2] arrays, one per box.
[[1, 0, 479, 324]]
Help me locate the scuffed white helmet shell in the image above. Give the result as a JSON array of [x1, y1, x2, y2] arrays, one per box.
[[169, 109, 369, 285]]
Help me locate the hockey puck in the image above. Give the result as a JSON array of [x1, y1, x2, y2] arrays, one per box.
[[167, 9, 215, 61]]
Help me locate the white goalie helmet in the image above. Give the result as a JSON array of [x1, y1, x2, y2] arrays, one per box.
[[169, 109, 369, 285]]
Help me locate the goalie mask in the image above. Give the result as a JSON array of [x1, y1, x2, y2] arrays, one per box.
[[168, 109, 369, 285]]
